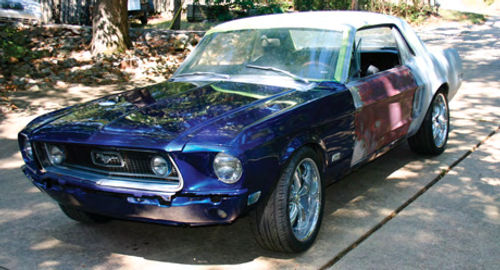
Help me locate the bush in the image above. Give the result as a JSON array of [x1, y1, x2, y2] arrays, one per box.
[[294, 0, 351, 11], [293, 0, 436, 23], [194, 0, 288, 21], [364, 0, 435, 23], [0, 26, 45, 70]]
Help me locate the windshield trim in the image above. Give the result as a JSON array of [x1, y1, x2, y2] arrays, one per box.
[[206, 21, 350, 35]]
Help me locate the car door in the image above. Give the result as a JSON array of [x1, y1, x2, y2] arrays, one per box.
[[347, 26, 418, 166]]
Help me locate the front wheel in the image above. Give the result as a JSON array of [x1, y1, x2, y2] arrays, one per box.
[[250, 147, 324, 252], [408, 91, 450, 155]]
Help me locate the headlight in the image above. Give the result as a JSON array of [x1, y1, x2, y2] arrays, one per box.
[[151, 156, 172, 177], [47, 144, 65, 165], [23, 140, 34, 160], [213, 153, 242, 184]]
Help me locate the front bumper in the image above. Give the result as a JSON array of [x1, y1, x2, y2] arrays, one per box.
[[23, 165, 248, 226]]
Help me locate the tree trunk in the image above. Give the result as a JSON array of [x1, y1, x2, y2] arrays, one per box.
[[351, 0, 359, 10], [91, 0, 131, 56], [61, 0, 94, 25], [171, 0, 182, 30]]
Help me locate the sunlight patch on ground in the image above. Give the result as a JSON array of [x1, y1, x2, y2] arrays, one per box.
[[0, 202, 54, 224], [31, 238, 63, 250], [0, 115, 35, 140], [0, 209, 32, 224], [386, 169, 419, 181], [92, 253, 283, 270], [483, 205, 499, 223], [481, 177, 500, 186], [334, 208, 371, 218], [400, 207, 437, 222], [0, 153, 23, 169], [376, 208, 395, 217], [39, 260, 60, 268]]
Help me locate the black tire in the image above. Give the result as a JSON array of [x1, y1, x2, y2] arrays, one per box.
[[59, 204, 110, 224], [408, 91, 450, 155], [250, 147, 325, 252]]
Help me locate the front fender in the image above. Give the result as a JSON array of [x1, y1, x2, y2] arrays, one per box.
[[279, 133, 328, 172]]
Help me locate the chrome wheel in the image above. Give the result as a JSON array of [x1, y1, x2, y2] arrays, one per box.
[[288, 158, 322, 242], [431, 93, 449, 148]]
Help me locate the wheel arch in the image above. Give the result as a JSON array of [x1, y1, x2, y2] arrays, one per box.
[[278, 134, 328, 175], [409, 81, 450, 137], [427, 83, 449, 115], [437, 83, 449, 97]]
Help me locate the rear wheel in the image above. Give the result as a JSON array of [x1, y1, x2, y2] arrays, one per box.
[[251, 147, 324, 252], [409, 92, 450, 155], [59, 204, 110, 224]]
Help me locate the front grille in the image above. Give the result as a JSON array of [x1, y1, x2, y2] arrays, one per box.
[[34, 142, 181, 183]]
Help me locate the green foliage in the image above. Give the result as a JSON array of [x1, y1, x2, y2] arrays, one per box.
[[0, 26, 45, 69], [293, 0, 352, 11], [364, 0, 435, 23], [439, 10, 487, 24], [252, 2, 287, 15], [293, 0, 438, 23], [193, 0, 287, 21], [0, 27, 29, 60]]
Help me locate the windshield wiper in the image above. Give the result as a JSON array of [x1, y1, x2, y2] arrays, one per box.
[[245, 64, 310, 84], [172, 72, 230, 80]]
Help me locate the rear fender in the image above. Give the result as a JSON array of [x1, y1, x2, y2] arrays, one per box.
[[430, 48, 463, 100]]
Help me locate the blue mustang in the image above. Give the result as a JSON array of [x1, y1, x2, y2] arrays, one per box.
[[18, 12, 461, 252]]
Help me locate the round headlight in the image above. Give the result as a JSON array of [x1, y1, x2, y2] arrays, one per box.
[[47, 145, 65, 165], [23, 140, 33, 160], [213, 153, 242, 184], [151, 156, 172, 177]]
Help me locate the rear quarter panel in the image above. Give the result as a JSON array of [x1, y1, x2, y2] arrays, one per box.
[[429, 47, 463, 100]]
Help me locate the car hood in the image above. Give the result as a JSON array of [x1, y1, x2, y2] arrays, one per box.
[[30, 81, 332, 149]]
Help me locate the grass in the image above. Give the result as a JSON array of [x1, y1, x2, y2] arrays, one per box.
[[439, 9, 488, 24]]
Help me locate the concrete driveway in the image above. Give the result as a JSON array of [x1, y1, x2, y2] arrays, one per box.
[[0, 17, 498, 270]]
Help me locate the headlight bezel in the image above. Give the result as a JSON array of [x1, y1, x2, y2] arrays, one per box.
[[213, 152, 243, 184], [45, 144, 66, 165], [150, 155, 173, 177]]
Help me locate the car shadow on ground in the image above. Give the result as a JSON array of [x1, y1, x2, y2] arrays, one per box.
[[0, 143, 449, 267]]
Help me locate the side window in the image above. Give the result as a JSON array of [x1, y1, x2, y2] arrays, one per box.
[[349, 26, 404, 80], [357, 27, 398, 50]]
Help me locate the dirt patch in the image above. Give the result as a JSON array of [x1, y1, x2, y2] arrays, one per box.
[[0, 23, 204, 115]]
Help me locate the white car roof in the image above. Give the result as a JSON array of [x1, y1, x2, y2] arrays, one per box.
[[209, 11, 404, 33]]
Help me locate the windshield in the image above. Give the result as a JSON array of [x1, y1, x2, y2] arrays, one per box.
[[175, 28, 344, 82]]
